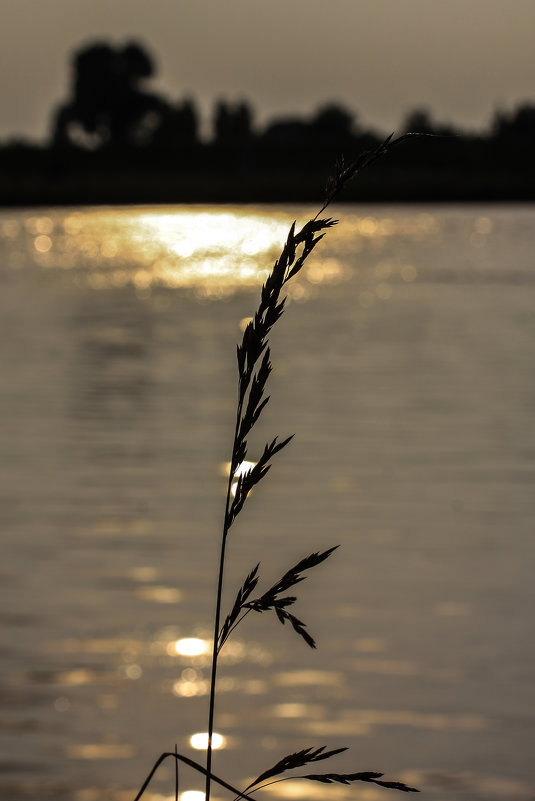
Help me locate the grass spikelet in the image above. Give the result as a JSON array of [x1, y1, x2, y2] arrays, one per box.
[[246, 746, 349, 790], [133, 133, 422, 801], [238, 546, 340, 648], [301, 771, 419, 793]]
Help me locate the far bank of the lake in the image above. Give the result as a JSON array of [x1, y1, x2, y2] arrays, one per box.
[[1, 165, 533, 207], [1, 139, 534, 206]]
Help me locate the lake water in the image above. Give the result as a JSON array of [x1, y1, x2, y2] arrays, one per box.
[[1, 204, 534, 801]]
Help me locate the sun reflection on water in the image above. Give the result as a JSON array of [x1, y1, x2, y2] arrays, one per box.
[[189, 732, 225, 750], [66, 743, 135, 760], [27, 207, 294, 293], [172, 638, 209, 656], [1, 206, 434, 297], [267, 781, 355, 800], [221, 459, 258, 497]]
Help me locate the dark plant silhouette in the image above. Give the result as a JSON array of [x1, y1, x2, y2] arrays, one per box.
[[133, 133, 424, 801]]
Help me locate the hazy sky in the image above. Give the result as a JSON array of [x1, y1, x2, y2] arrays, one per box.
[[2, 0, 534, 143]]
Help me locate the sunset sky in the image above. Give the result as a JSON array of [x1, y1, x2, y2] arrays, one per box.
[[2, 0, 534, 143]]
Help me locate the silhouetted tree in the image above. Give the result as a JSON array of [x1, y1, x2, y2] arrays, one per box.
[[311, 103, 355, 138], [262, 118, 310, 145], [152, 98, 200, 150], [52, 41, 168, 149], [261, 104, 363, 170], [402, 107, 458, 137], [493, 103, 535, 140], [402, 108, 434, 134], [213, 101, 254, 145]]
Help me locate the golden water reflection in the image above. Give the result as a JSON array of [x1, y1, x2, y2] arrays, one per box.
[[1, 206, 435, 297], [135, 586, 183, 604], [221, 459, 258, 497], [272, 702, 325, 719], [172, 638, 209, 656], [304, 709, 490, 738], [66, 743, 135, 760], [30, 208, 294, 293], [189, 732, 225, 750], [267, 780, 358, 800], [274, 669, 344, 687]]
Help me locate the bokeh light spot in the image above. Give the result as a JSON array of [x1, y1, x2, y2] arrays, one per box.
[[174, 638, 209, 656], [190, 732, 225, 750]]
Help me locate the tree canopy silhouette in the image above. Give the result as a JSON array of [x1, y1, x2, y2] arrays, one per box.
[[213, 101, 254, 146], [1, 36, 531, 203], [53, 41, 167, 149]]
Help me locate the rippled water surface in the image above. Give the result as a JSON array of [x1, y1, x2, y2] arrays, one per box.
[[1, 204, 534, 801]]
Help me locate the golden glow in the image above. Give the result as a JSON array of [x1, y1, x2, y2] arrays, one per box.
[[354, 637, 386, 653], [274, 669, 343, 686], [34, 234, 52, 253], [43, 637, 144, 654], [57, 207, 291, 293], [221, 459, 257, 476], [306, 257, 344, 285], [221, 459, 258, 497], [1, 219, 20, 238], [173, 638, 209, 656], [189, 732, 225, 750], [128, 566, 159, 582], [118, 663, 143, 680], [243, 679, 268, 694], [475, 216, 493, 234], [25, 215, 53, 235], [173, 678, 210, 697], [181, 792, 206, 801], [5, 206, 440, 296], [54, 669, 104, 686], [266, 780, 340, 800], [358, 216, 378, 235], [233, 459, 257, 495], [233, 460, 257, 476], [66, 743, 135, 760], [239, 316, 253, 332], [173, 668, 211, 697], [135, 586, 183, 604], [304, 709, 490, 737], [272, 703, 325, 719]]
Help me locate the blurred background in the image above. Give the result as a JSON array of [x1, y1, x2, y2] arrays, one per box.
[[0, 0, 534, 203]]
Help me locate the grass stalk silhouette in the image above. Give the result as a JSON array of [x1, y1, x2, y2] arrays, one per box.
[[134, 133, 424, 801]]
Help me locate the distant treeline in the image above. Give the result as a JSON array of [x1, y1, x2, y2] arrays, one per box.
[[1, 40, 534, 205]]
